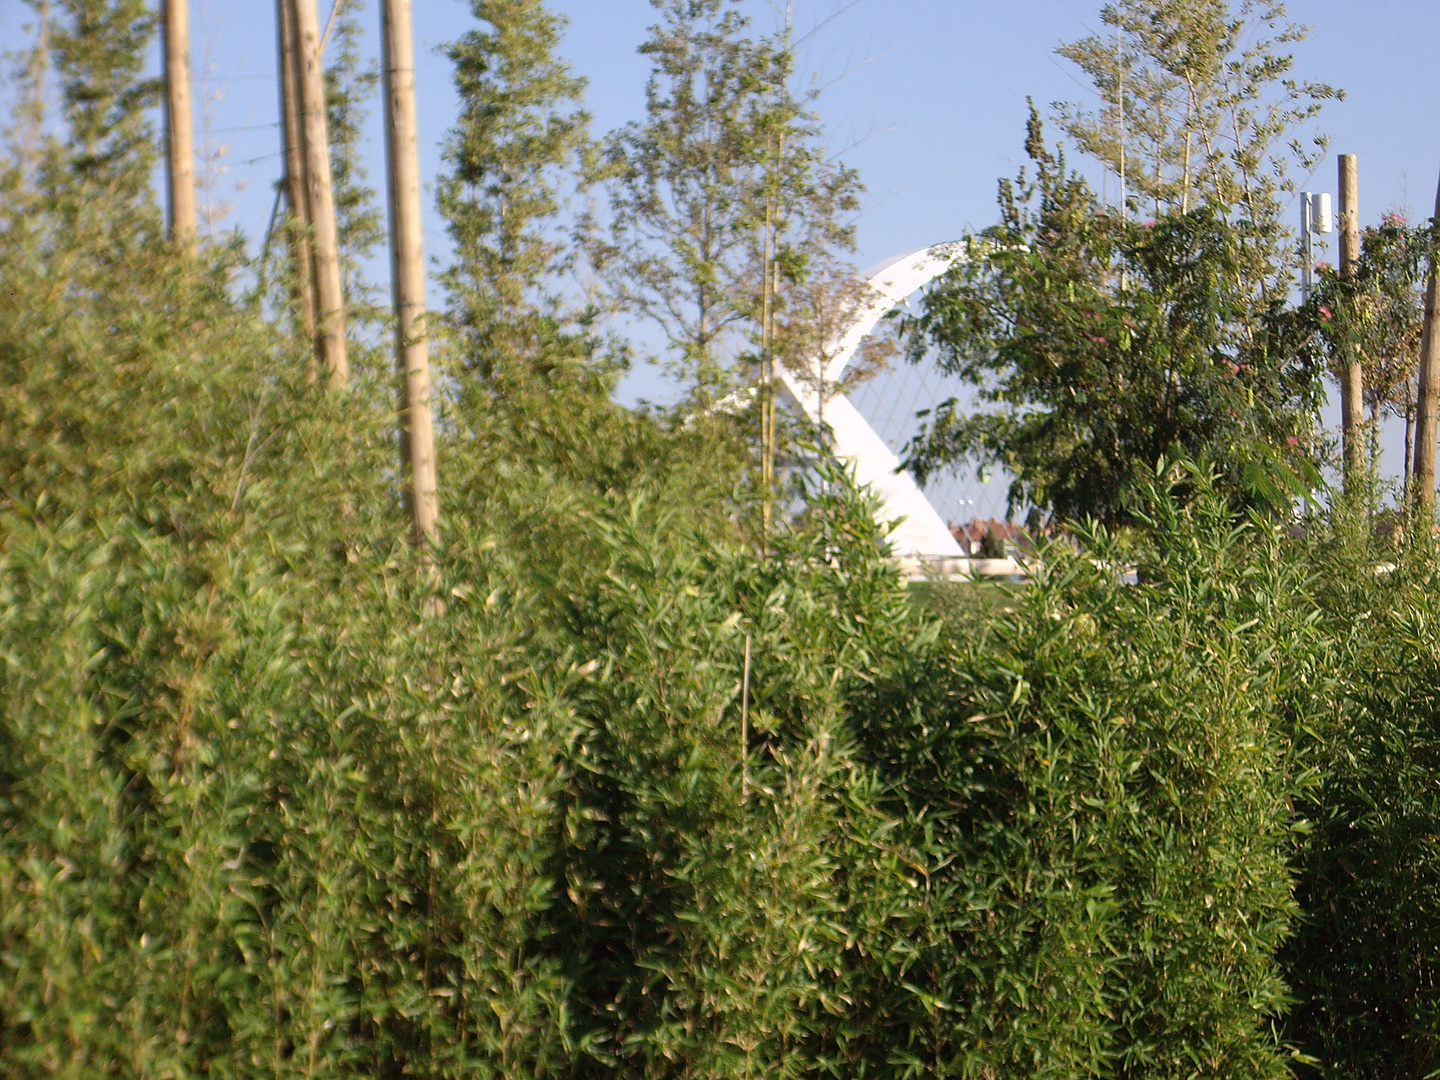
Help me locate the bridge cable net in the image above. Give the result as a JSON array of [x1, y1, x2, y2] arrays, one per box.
[[777, 243, 1024, 565], [844, 353, 1017, 555]]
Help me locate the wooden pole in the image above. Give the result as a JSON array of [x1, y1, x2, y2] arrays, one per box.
[[740, 633, 751, 800], [1338, 154, 1365, 497], [276, 0, 317, 361], [381, 0, 439, 543], [162, 0, 197, 250], [291, 0, 349, 388], [1413, 167, 1440, 513]]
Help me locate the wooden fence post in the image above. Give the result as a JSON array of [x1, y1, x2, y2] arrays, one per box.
[[381, 0, 439, 542], [1338, 154, 1365, 496], [162, 0, 196, 250], [1413, 168, 1440, 513], [290, 0, 349, 388], [276, 0, 317, 357]]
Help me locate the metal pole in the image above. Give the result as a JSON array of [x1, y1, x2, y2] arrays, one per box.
[[1301, 192, 1314, 301]]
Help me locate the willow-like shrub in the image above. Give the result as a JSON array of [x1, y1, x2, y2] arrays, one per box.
[[1281, 535, 1440, 1080], [0, 211, 1335, 1078], [843, 472, 1327, 1080]]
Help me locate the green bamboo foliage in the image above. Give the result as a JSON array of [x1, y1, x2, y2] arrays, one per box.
[[47, 0, 161, 226], [9, 3, 1438, 1078], [1281, 533, 1440, 1078], [840, 469, 1322, 1079], [0, 200, 1338, 1074]]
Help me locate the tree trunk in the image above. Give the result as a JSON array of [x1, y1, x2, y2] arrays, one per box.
[[276, 0, 317, 364], [381, 0, 438, 542], [162, 0, 196, 250], [1413, 168, 1440, 513], [291, 0, 348, 388], [1338, 154, 1365, 498]]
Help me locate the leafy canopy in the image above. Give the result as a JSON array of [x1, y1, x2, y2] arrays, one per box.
[[905, 111, 1323, 526]]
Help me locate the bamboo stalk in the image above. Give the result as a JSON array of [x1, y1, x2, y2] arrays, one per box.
[[291, 0, 348, 387], [162, 0, 197, 250], [381, 0, 438, 543]]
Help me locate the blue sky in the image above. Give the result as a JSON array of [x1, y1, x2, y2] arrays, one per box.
[[5, 0, 1434, 283], [2, 0, 1437, 491]]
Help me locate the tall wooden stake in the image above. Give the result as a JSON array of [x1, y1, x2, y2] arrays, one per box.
[[740, 633, 751, 800], [162, 0, 197, 250], [760, 145, 775, 541], [1414, 167, 1440, 513], [381, 0, 439, 543], [758, 124, 784, 545], [1337, 154, 1365, 497], [291, 0, 349, 388], [276, 0, 317, 360]]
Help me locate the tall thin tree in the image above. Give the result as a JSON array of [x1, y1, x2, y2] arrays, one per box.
[[381, 0, 438, 541], [47, 0, 162, 243], [439, 0, 591, 379], [8, 0, 53, 195], [1055, 0, 1339, 317], [289, 0, 348, 387]]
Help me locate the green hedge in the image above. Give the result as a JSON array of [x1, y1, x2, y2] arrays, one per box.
[[844, 484, 1326, 1079], [1282, 543, 1440, 1079], [0, 219, 1394, 1078]]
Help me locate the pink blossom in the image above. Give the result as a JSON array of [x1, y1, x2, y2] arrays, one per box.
[[1089, 335, 1108, 345], [1318, 305, 1333, 322], [1287, 435, 1299, 447], [1143, 219, 1157, 228], [1316, 261, 1332, 273]]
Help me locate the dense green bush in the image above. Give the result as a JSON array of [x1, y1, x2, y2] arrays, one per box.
[[840, 474, 1330, 1080], [10, 193, 1440, 1079], [1281, 537, 1440, 1079], [0, 208, 907, 1077]]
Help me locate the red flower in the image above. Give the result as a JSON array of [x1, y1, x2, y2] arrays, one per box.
[[1287, 435, 1299, 447]]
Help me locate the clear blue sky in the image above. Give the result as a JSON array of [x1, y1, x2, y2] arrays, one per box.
[[2, 0, 1437, 484], [5, 0, 1434, 281]]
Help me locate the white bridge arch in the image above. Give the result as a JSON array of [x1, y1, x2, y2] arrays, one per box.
[[777, 242, 969, 560]]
